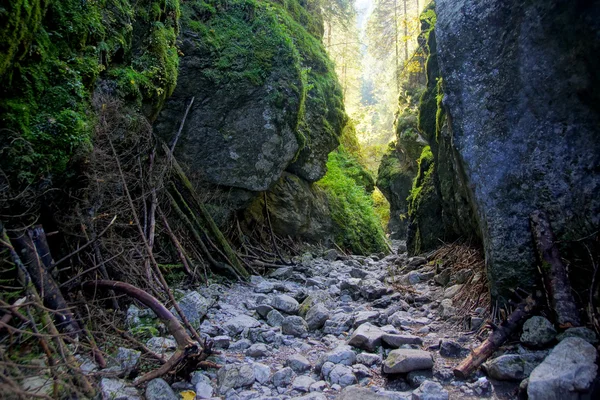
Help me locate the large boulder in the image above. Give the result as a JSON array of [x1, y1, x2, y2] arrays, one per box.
[[527, 337, 598, 400], [435, 0, 600, 299], [155, 0, 345, 192]]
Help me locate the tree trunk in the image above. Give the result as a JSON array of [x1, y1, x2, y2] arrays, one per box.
[[530, 210, 581, 328]]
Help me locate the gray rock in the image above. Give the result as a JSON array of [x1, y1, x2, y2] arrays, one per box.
[[317, 345, 357, 368], [271, 294, 300, 314], [352, 364, 373, 380], [350, 267, 369, 279], [520, 316, 556, 347], [359, 278, 389, 300], [115, 347, 141, 373], [256, 304, 275, 319], [323, 313, 355, 335], [253, 363, 271, 384], [433, 270, 450, 287], [287, 353, 312, 373], [353, 311, 380, 327], [145, 337, 177, 356], [434, 0, 600, 299], [246, 343, 269, 358], [297, 394, 328, 400], [483, 353, 547, 381], [195, 380, 214, 399], [293, 375, 316, 392], [269, 266, 294, 279], [442, 284, 462, 299], [229, 339, 252, 351], [412, 380, 449, 400], [267, 309, 285, 327], [347, 323, 384, 352], [213, 335, 231, 349], [145, 378, 177, 400], [439, 341, 468, 358], [273, 366, 295, 388], [438, 299, 456, 319], [282, 315, 309, 337], [310, 380, 328, 392], [356, 353, 382, 366], [336, 386, 408, 399], [217, 364, 256, 393], [322, 361, 336, 380], [306, 303, 330, 330], [324, 249, 340, 261], [22, 376, 53, 398], [225, 315, 261, 335], [556, 326, 598, 345], [255, 281, 275, 294], [382, 333, 423, 348], [340, 278, 362, 295], [177, 291, 211, 327], [408, 257, 427, 267], [383, 349, 434, 374], [100, 378, 141, 400], [528, 337, 598, 400], [300, 290, 335, 317], [406, 370, 434, 388], [328, 364, 357, 387]]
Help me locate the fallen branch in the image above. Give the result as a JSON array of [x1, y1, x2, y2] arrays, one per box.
[[81, 280, 210, 385], [530, 210, 580, 328], [453, 295, 537, 379]]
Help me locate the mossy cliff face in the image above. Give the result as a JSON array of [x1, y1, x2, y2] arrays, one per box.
[[434, 0, 600, 300], [154, 0, 345, 192], [0, 0, 180, 191], [403, 5, 479, 255]]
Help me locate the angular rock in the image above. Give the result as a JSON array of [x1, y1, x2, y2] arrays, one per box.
[[382, 333, 423, 348], [229, 339, 252, 351], [255, 280, 275, 294], [145, 378, 177, 400], [439, 341, 468, 358], [356, 353, 382, 366], [115, 347, 141, 373], [287, 353, 312, 373], [406, 370, 434, 388], [336, 386, 407, 399], [267, 309, 285, 327], [443, 284, 462, 299], [246, 343, 269, 358], [145, 337, 177, 357], [224, 315, 261, 335], [271, 294, 300, 314], [520, 316, 556, 347], [293, 375, 316, 392], [412, 380, 449, 400], [177, 291, 211, 327], [306, 303, 330, 330], [253, 363, 271, 384], [353, 311, 380, 327], [347, 323, 384, 352], [528, 337, 598, 400], [323, 313, 355, 335], [324, 249, 340, 261], [383, 349, 434, 374], [213, 335, 231, 349], [217, 364, 256, 393], [328, 364, 357, 387], [317, 345, 357, 368], [300, 290, 334, 317], [100, 378, 141, 400], [483, 353, 547, 381], [359, 278, 389, 300], [438, 299, 456, 319], [282, 315, 309, 337], [273, 366, 295, 388], [556, 326, 598, 345]]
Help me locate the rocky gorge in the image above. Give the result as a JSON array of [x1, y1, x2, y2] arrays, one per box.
[[96, 244, 598, 400]]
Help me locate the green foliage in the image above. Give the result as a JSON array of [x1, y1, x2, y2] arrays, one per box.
[[0, 0, 180, 189], [372, 188, 391, 230], [318, 151, 388, 255]]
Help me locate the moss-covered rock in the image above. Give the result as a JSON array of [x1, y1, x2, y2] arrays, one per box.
[[154, 0, 345, 191], [317, 150, 388, 255], [0, 0, 181, 195]]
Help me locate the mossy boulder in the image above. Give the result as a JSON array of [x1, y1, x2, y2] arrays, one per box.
[[155, 0, 345, 191]]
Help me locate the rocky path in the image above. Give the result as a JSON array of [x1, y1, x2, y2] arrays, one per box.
[[101, 244, 598, 400]]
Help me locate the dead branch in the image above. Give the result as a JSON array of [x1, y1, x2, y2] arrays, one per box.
[[170, 97, 195, 153], [530, 210, 580, 328], [453, 295, 537, 379]]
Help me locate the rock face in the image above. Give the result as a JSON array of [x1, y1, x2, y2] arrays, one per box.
[[435, 0, 600, 299], [156, 0, 345, 191], [527, 337, 598, 400]]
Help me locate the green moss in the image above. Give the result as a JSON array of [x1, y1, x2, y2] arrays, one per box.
[[317, 151, 388, 255], [0, 0, 181, 190]]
